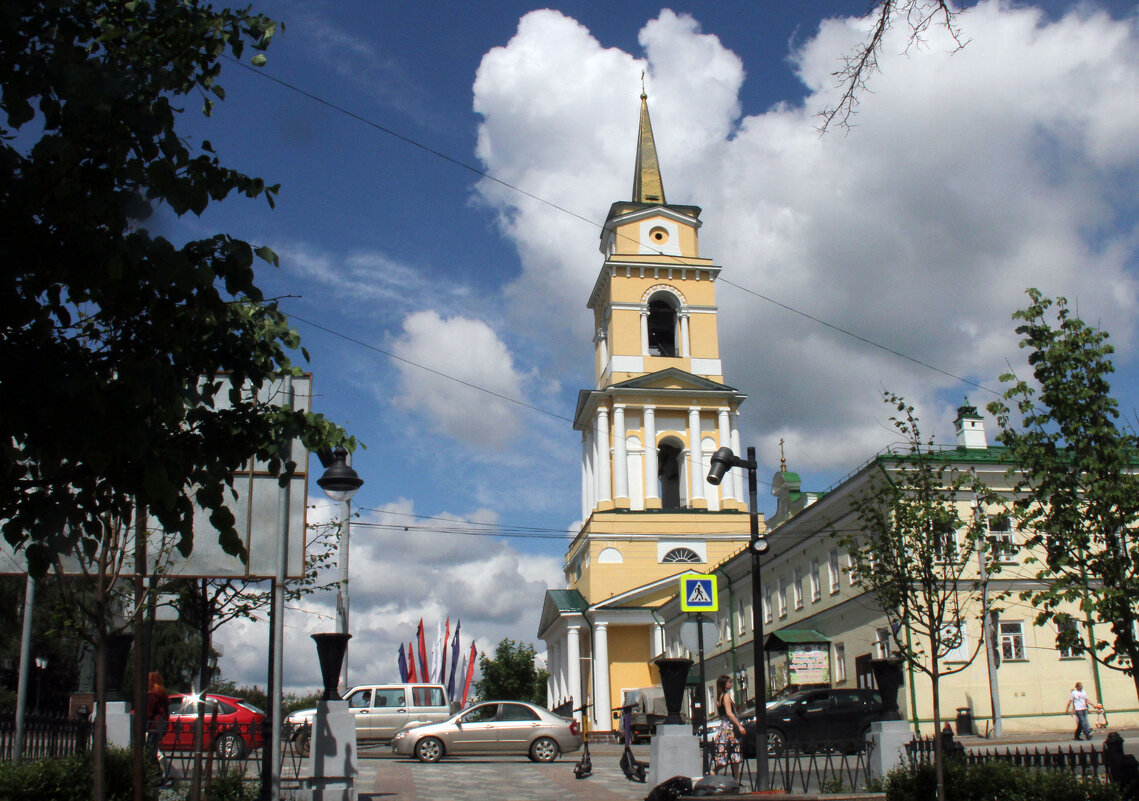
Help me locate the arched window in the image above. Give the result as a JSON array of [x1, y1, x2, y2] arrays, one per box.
[[662, 547, 701, 563], [658, 440, 683, 509], [647, 298, 677, 357], [598, 547, 623, 564]]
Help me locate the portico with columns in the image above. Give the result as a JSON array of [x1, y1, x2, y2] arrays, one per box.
[[540, 91, 759, 736]]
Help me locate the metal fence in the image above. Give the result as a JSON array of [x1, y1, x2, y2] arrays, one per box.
[[0, 714, 90, 760], [906, 735, 1108, 780]]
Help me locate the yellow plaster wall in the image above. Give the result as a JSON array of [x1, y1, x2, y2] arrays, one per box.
[[608, 626, 657, 713]]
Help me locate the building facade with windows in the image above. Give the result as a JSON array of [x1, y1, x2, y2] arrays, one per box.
[[538, 93, 757, 734], [655, 402, 1138, 734]]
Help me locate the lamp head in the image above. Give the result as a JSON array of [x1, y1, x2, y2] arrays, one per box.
[[318, 446, 364, 502], [707, 446, 736, 486]]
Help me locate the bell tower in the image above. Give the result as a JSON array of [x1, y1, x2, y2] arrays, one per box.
[[540, 93, 758, 734]]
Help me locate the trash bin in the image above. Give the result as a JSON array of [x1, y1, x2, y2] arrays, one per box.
[[956, 707, 973, 736]]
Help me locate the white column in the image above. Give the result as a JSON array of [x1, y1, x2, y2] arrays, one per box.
[[680, 312, 691, 358], [688, 407, 705, 504], [581, 434, 592, 519], [644, 407, 659, 504], [717, 409, 735, 503], [592, 623, 611, 731], [730, 410, 745, 503], [651, 621, 664, 660], [613, 405, 628, 503], [594, 328, 609, 378], [640, 310, 649, 355], [567, 625, 582, 726], [595, 407, 611, 505]]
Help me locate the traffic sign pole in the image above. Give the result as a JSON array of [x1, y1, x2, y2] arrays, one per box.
[[697, 611, 708, 776]]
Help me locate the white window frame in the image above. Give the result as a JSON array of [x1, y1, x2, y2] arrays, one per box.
[[777, 576, 788, 619], [874, 628, 891, 659], [829, 549, 841, 593], [1058, 619, 1083, 659], [810, 559, 821, 602], [763, 587, 773, 624], [1000, 620, 1026, 661], [793, 568, 804, 610], [942, 620, 968, 662], [987, 514, 1017, 563], [834, 642, 846, 683]]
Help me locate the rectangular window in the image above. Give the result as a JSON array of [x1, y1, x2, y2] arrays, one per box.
[[935, 521, 959, 561], [987, 514, 1017, 562], [763, 587, 773, 624], [737, 599, 747, 636], [1058, 619, 1083, 659], [829, 549, 841, 593], [793, 568, 804, 610], [778, 576, 788, 618], [942, 621, 968, 662], [834, 642, 846, 683], [1000, 621, 1026, 661], [810, 559, 822, 602], [874, 628, 891, 659], [847, 552, 856, 586]]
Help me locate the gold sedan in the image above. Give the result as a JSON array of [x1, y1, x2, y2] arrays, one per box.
[[391, 701, 583, 763]]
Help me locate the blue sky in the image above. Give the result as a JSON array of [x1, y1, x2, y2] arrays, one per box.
[[160, 1, 1139, 693]]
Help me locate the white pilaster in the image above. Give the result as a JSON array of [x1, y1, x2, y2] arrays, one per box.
[[644, 407, 659, 504], [717, 409, 735, 503], [640, 311, 649, 356], [594, 327, 609, 377], [581, 434, 592, 519], [651, 621, 664, 660], [613, 405, 628, 503], [680, 312, 691, 358], [595, 407, 611, 505], [730, 410, 745, 503], [567, 625, 582, 726], [688, 407, 704, 504], [592, 622, 611, 731]]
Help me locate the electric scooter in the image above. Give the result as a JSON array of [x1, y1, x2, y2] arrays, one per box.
[[573, 704, 592, 779], [618, 703, 649, 783]]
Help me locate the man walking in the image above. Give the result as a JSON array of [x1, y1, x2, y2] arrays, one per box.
[[1066, 682, 1094, 741]]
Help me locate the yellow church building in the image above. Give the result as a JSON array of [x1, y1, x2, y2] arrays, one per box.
[[538, 93, 760, 735]]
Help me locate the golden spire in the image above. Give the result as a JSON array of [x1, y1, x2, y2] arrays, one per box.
[[779, 438, 787, 473], [632, 86, 666, 205]]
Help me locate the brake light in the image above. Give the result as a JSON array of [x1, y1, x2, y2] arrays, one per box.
[[570, 719, 580, 737]]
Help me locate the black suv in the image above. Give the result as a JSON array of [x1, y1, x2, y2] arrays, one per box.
[[741, 688, 887, 756]]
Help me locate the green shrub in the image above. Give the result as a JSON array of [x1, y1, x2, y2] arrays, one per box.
[[882, 759, 1124, 801], [200, 769, 260, 801], [0, 747, 154, 801]]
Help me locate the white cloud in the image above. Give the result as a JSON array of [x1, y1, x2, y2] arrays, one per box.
[[472, 4, 1139, 471]]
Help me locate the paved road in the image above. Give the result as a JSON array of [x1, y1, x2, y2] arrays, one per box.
[[355, 743, 654, 801]]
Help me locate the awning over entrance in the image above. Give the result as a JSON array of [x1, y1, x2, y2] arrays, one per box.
[[764, 629, 830, 648]]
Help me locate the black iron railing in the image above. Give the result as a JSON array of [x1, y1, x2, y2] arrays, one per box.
[[0, 713, 91, 760]]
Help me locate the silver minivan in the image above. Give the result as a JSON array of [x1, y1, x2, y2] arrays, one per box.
[[287, 683, 450, 754]]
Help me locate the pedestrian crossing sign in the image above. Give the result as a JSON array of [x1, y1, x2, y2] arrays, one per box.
[[680, 574, 718, 612]]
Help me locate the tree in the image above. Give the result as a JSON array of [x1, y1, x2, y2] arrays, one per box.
[[0, 3, 352, 797], [988, 289, 1139, 700], [838, 392, 993, 801], [473, 639, 549, 706], [821, 0, 966, 132]]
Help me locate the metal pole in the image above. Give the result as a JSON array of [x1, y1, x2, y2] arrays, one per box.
[[746, 447, 769, 791], [14, 572, 35, 760], [973, 497, 1002, 737], [269, 375, 293, 801], [697, 611, 708, 775], [337, 495, 351, 693]]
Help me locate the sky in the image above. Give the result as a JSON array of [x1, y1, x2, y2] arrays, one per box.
[[152, 0, 1139, 695]]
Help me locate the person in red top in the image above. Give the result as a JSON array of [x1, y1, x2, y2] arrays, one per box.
[[146, 671, 170, 762]]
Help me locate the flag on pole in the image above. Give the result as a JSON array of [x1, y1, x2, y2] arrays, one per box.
[[397, 643, 409, 683], [447, 621, 462, 701], [407, 640, 418, 682], [440, 618, 450, 687], [461, 640, 477, 707], [430, 618, 444, 683], [417, 619, 429, 681]]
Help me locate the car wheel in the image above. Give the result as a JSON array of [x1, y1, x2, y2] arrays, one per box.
[[529, 736, 560, 763], [767, 729, 786, 756], [294, 729, 311, 758], [415, 737, 444, 763], [215, 732, 247, 760]]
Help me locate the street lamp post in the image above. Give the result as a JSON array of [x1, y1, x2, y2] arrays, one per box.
[[708, 446, 769, 791], [318, 447, 363, 693]]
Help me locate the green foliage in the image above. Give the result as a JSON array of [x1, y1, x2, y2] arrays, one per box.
[[195, 769, 260, 801], [988, 289, 1139, 681], [841, 392, 994, 681], [881, 759, 1122, 801], [473, 638, 549, 705], [0, 748, 150, 801], [0, 0, 353, 579]]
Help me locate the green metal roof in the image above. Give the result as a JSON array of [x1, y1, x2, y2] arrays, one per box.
[[547, 589, 588, 613], [766, 629, 830, 645]]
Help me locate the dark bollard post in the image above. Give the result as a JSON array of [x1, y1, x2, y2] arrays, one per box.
[[104, 634, 135, 702], [1105, 733, 1139, 800], [653, 657, 693, 725], [312, 633, 352, 701], [76, 704, 91, 754]]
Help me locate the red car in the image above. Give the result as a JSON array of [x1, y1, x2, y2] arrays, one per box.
[[162, 693, 266, 759]]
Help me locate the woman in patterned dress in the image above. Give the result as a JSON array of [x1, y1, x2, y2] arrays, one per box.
[[712, 674, 744, 779]]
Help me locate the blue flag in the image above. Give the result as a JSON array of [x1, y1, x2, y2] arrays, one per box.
[[447, 620, 462, 701], [397, 643, 409, 683]]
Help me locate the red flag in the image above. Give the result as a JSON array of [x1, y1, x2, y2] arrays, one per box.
[[417, 619, 429, 681], [408, 641, 418, 682], [461, 640, 477, 707]]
